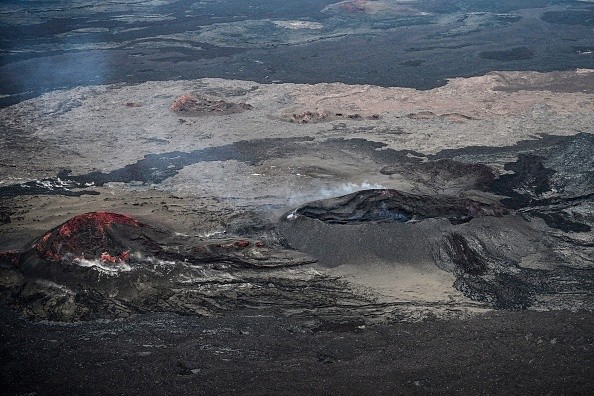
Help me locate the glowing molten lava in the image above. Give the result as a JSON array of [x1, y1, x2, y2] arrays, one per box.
[[34, 212, 140, 263]]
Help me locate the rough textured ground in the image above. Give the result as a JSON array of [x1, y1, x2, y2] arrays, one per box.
[[2, 0, 594, 107], [1, 308, 592, 396], [1, 69, 593, 394]]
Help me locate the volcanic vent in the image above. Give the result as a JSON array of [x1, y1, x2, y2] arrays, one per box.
[[1, 212, 370, 322], [280, 188, 594, 310], [31, 212, 142, 263]]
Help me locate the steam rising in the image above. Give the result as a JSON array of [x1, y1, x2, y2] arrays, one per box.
[[286, 181, 387, 206], [75, 258, 132, 274], [317, 181, 386, 199]]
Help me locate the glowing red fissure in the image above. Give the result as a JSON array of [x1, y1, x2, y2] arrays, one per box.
[[100, 250, 131, 263]]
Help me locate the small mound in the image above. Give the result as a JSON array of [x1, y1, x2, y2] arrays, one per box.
[[32, 212, 142, 263], [323, 0, 424, 16], [288, 109, 379, 123]]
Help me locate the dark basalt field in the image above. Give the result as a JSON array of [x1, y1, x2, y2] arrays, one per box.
[[2, 133, 592, 319], [1, 0, 594, 106], [1, 1, 593, 394], [1, 120, 593, 395], [1, 307, 592, 396]]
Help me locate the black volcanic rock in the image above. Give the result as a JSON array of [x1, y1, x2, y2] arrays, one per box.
[[291, 189, 507, 225], [280, 188, 594, 311], [491, 154, 556, 208], [0, 212, 328, 321], [25, 212, 149, 263]]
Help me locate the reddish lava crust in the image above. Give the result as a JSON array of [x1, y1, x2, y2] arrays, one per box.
[[169, 94, 253, 114], [34, 212, 140, 263]]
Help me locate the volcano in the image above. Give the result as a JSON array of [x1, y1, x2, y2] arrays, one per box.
[[0, 211, 321, 321], [31, 212, 143, 263], [280, 188, 594, 310]]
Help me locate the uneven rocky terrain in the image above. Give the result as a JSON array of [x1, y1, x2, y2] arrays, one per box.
[[1, 69, 593, 394]]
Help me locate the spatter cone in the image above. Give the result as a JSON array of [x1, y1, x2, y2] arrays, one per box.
[[32, 212, 142, 263]]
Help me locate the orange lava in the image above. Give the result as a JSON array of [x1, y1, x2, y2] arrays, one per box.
[[234, 240, 250, 248], [100, 250, 130, 263]]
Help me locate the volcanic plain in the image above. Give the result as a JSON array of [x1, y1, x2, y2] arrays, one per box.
[[1, 70, 593, 395]]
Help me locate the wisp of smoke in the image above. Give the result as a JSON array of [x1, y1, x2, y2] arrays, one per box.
[[286, 180, 386, 206]]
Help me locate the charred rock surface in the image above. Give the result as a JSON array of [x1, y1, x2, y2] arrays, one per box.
[[439, 233, 488, 276], [436, 133, 593, 199], [432, 232, 593, 310], [291, 189, 507, 225], [1, 308, 592, 396], [0, 206, 11, 224], [419, 133, 594, 234], [0, 180, 100, 197], [1, 212, 385, 322], [491, 154, 556, 208], [485, 133, 594, 234], [381, 159, 497, 190]]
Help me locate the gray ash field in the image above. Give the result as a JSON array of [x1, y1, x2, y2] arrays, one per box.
[[1, 1, 594, 395]]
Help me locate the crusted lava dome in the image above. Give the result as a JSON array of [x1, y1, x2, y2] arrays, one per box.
[[289, 189, 507, 225], [28, 212, 144, 264]]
